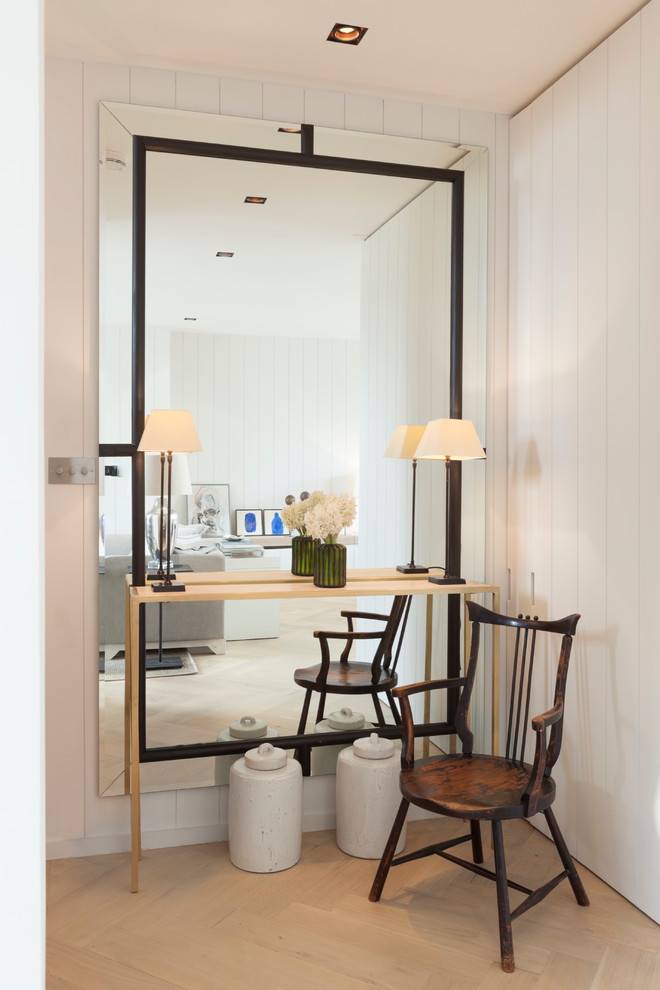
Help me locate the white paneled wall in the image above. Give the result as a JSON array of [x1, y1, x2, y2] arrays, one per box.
[[508, 2, 660, 922], [171, 330, 359, 516], [44, 54, 508, 857]]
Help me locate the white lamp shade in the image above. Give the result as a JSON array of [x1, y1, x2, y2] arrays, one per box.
[[414, 418, 486, 461], [144, 454, 192, 496], [138, 409, 203, 454], [384, 424, 426, 459]]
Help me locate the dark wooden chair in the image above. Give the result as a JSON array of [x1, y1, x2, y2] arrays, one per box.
[[369, 601, 589, 974], [294, 594, 411, 735]]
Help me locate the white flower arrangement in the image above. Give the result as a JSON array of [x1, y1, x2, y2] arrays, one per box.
[[305, 493, 357, 544], [280, 490, 326, 536]]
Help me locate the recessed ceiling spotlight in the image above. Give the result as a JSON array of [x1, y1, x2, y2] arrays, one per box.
[[244, 196, 267, 204], [216, 251, 234, 257], [184, 317, 197, 321], [327, 23, 368, 45]]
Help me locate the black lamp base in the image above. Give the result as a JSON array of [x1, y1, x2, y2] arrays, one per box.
[[145, 654, 184, 670], [396, 563, 429, 574], [428, 574, 466, 586], [152, 581, 187, 593]]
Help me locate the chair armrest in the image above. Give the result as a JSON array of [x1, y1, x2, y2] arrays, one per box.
[[531, 702, 563, 732], [394, 676, 467, 699], [313, 629, 385, 641], [524, 701, 563, 815], [395, 677, 471, 769], [340, 609, 390, 622], [313, 628, 385, 680]]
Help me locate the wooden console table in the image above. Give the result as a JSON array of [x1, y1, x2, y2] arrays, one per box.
[[126, 569, 499, 891]]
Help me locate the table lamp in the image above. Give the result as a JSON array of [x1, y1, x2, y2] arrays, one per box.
[[384, 424, 427, 573], [138, 410, 202, 592], [144, 453, 192, 574], [414, 418, 485, 585]]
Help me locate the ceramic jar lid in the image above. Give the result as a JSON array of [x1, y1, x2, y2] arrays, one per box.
[[327, 707, 367, 730], [353, 732, 396, 760], [244, 742, 288, 771], [229, 715, 268, 739]]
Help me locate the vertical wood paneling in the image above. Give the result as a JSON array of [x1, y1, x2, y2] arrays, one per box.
[[605, 14, 641, 904], [263, 84, 304, 124], [304, 90, 345, 128], [383, 100, 422, 138], [130, 67, 176, 108], [219, 78, 263, 118], [575, 42, 609, 879], [257, 336, 274, 505], [345, 94, 384, 134], [638, 0, 660, 921], [549, 67, 580, 849], [509, 6, 660, 923], [175, 72, 220, 114], [529, 90, 553, 620]]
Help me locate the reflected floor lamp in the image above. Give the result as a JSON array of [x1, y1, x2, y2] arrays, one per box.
[[138, 409, 202, 594], [384, 424, 428, 574], [414, 418, 486, 585]]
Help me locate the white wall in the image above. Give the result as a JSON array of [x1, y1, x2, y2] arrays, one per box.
[[171, 330, 359, 513], [44, 55, 509, 857], [508, 0, 660, 922], [0, 1, 45, 986]]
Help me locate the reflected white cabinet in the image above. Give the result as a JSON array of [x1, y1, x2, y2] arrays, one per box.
[[223, 551, 281, 640]]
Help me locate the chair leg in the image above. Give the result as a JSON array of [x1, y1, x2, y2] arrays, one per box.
[[372, 692, 387, 727], [470, 820, 483, 864], [385, 689, 401, 725], [491, 820, 515, 973], [543, 807, 590, 907], [315, 691, 327, 724], [369, 798, 410, 902], [296, 689, 313, 735]]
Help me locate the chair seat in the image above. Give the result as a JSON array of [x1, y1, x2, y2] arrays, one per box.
[[400, 753, 556, 821], [294, 661, 398, 693]]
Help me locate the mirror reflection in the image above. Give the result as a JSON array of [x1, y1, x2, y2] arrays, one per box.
[[98, 103, 487, 795]]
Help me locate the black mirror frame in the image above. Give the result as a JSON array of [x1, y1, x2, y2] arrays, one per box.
[[100, 126, 466, 769]]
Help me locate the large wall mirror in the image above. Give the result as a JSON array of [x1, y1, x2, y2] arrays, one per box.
[[98, 101, 488, 797]]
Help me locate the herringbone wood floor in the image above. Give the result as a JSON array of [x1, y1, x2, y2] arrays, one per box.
[[47, 819, 660, 989]]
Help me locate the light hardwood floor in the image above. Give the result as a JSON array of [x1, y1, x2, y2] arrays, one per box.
[[47, 819, 660, 989]]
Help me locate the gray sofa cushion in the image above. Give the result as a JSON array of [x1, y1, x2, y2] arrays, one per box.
[[99, 546, 225, 655]]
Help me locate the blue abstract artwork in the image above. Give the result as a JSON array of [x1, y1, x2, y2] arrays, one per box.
[[264, 509, 289, 535], [244, 512, 257, 533]]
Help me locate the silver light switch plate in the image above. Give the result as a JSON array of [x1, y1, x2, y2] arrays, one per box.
[[48, 457, 97, 485]]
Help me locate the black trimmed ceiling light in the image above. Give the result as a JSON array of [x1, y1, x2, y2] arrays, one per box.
[[244, 195, 267, 204], [216, 251, 234, 257], [327, 23, 368, 45]]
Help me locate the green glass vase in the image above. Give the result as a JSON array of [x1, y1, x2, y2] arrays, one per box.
[[291, 535, 317, 576], [313, 542, 347, 588]]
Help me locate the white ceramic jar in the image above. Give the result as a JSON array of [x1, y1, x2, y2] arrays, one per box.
[[228, 742, 302, 873], [214, 714, 279, 785], [312, 707, 371, 775], [335, 732, 406, 859]]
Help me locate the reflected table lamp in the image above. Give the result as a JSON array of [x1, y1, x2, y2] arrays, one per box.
[[384, 424, 427, 573], [138, 409, 202, 593], [414, 418, 486, 585], [145, 453, 192, 575]]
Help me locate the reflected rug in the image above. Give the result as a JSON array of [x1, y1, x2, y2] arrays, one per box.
[[100, 649, 198, 680]]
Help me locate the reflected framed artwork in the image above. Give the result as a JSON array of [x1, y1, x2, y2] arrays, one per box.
[[236, 509, 264, 537], [263, 509, 289, 536], [188, 484, 230, 536]]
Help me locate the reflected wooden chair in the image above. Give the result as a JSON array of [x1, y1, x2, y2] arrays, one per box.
[[294, 595, 411, 736], [369, 601, 589, 974]]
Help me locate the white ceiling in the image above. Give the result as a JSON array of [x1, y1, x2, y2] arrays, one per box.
[[99, 103, 464, 336], [46, 0, 648, 115]]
